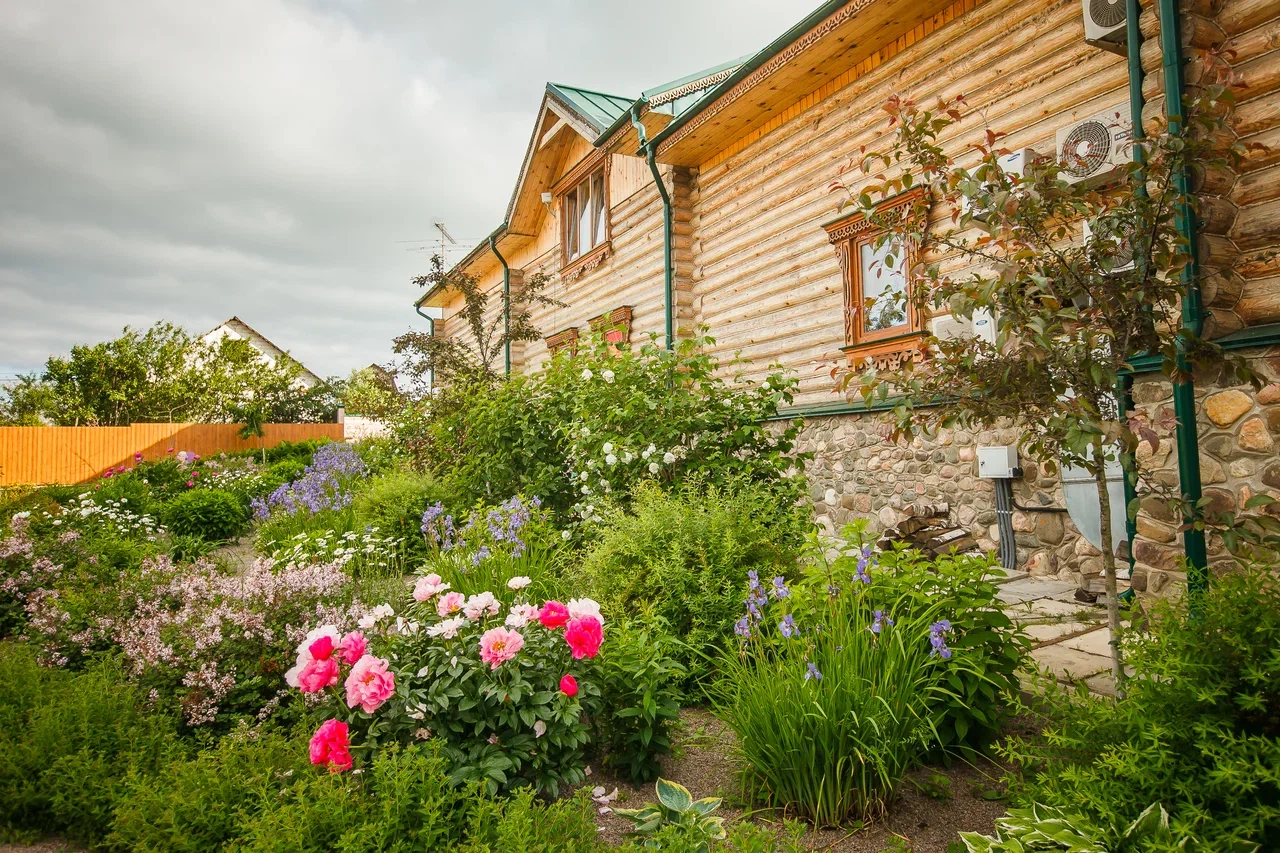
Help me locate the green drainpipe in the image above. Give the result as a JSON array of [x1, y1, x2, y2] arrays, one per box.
[[489, 234, 511, 376], [414, 305, 436, 390], [1157, 0, 1209, 592], [1117, 0, 1144, 606], [630, 104, 674, 351]]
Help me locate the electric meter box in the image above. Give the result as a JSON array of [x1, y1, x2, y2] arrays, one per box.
[[977, 445, 1019, 479]]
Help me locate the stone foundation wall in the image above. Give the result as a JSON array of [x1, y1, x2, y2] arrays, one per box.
[[793, 412, 1099, 582], [1128, 344, 1280, 596]]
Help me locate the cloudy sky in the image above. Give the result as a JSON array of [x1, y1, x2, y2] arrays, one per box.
[[0, 0, 818, 381]]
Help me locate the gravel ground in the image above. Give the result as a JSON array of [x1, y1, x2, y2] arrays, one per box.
[[0, 839, 82, 853], [582, 708, 1011, 852]]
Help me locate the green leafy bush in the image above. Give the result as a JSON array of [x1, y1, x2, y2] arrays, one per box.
[[397, 332, 807, 523], [354, 469, 459, 563], [615, 778, 727, 851], [958, 802, 1213, 853], [1001, 563, 1280, 851], [585, 618, 686, 783], [580, 481, 805, 674], [163, 487, 249, 542], [0, 644, 180, 846]]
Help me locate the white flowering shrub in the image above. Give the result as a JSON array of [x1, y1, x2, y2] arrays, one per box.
[[269, 526, 406, 578]]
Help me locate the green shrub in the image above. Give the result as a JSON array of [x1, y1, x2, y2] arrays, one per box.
[[580, 481, 804, 674], [958, 802, 1209, 853], [353, 435, 404, 476], [0, 644, 181, 846], [354, 469, 458, 563], [585, 617, 686, 783], [163, 488, 249, 542], [397, 332, 808, 524], [1001, 563, 1280, 851], [89, 467, 155, 513]]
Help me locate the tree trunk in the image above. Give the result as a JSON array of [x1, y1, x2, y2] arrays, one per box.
[[1092, 444, 1127, 696]]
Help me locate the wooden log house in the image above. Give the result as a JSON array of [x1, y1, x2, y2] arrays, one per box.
[[416, 0, 1280, 598]]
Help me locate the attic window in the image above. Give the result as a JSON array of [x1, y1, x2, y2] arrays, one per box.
[[564, 168, 606, 262]]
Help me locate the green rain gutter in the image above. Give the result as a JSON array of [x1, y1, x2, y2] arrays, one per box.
[[630, 103, 674, 350], [489, 233, 512, 376], [1157, 0, 1209, 591]]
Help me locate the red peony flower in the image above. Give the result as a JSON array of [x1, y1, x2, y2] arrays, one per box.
[[538, 600, 570, 629], [308, 634, 335, 661], [564, 616, 603, 660]]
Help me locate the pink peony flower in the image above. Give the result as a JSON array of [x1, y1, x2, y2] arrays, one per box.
[[564, 616, 603, 660], [507, 576, 532, 590], [436, 591, 465, 618], [479, 627, 525, 669], [505, 603, 538, 628], [463, 591, 501, 620], [427, 616, 466, 639], [309, 719, 353, 772], [337, 631, 367, 665], [345, 655, 396, 713], [296, 656, 340, 692], [560, 674, 579, 697], [538, 600, 570, 629], [413, 573, 449, 601], [285, 625, 341, 689]]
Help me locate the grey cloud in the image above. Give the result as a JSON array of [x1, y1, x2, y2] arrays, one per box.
[[0, 0, 816, 379]]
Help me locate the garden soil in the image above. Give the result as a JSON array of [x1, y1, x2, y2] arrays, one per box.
[[584, 708, 1010, 852]]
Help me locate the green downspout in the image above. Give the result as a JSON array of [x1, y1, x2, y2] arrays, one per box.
[[1118, 0, 1144, 598], [1156, 0, 1209, 592], [630, 104, 675, 351], [414, 305, 436, 390], [489, 234, 511, 376]]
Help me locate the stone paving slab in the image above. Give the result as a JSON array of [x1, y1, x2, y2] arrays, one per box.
[[1022, 621, 1092, 643], [1059, 626, 1115, 657], [1007, 597, 1104, 623], [1030, 644, 1112, 680], [997, 578, 1077, 604]]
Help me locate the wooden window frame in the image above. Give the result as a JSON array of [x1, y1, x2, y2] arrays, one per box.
[[553, 151, 612, 281], [823, 187, 929, 369], [545, 326, 580, 357], [588, 306, 633, 347]]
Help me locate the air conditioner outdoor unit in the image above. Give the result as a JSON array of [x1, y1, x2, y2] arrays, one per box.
[[1056, 106, 1132, 185], [961, 148, 1036, 221], [1083, 219, 1137, 273], [1083, 0, 1128, 55], [931, 308, 997, 345]]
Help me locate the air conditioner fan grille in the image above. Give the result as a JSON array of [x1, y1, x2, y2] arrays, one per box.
[[1089, 0, 1126, 28], [1061, 121, 1113, 178]]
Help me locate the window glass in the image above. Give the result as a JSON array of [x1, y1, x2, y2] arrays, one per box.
[[577, 181, 592, 256], [590, 172, 605, 247], [859, 239, 908, 332], [566, 193, 579, 259]]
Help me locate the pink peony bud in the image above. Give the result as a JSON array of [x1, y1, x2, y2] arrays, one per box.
[[559, 674, 579, 697], [308, 635, 335, 661]]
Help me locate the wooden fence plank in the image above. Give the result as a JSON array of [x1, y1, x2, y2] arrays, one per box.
[[0, 423, 345, 486]]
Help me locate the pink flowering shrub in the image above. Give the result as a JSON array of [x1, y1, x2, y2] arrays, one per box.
[[290, 579, 607, 796]]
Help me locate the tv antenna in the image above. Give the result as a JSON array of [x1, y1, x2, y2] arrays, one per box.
[[433, 221, 457, 262]]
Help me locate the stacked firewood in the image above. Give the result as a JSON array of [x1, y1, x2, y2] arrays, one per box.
[[878, 501, 982, 557]]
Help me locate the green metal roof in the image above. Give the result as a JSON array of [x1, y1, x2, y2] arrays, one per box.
[[546, 83, 635, 135]]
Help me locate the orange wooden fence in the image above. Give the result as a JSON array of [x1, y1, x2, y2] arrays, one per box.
[[0, 423, 345, 486]]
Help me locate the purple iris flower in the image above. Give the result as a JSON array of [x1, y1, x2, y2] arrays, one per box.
[[771, 576, 790, 599], [779, 614, 798, 639], [929, 620, 953, 659], [804, 662, 823, 681]]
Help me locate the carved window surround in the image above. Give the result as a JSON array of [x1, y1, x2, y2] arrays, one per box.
[[824, 187, 929, 368], [545, 326, 580, 357], [588, 305, 633, 346]]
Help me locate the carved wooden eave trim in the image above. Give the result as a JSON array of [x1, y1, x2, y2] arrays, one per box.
[[840, 334, 928, 371], [656, 0, 877, 158], [560, 241, 612, 283], [545, 326, 580, 355], [647, 68, 739, 107], [822, 186, 929, 246]]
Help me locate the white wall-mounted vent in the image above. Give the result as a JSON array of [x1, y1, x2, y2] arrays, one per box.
[[1083, 0, 1128, 55], [1056, 107, 1132, 185], [961, 148, 1036, 222], [1083, 219, 1137, 273], [931, 308, 997, 345]]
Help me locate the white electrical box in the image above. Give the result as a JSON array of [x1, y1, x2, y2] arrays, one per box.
[[977, 445, 1019, 479]]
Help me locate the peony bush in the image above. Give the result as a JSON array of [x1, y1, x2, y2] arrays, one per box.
[[290, 572, 607, 796]]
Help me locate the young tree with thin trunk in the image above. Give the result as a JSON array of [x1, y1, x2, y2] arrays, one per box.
[[829, 80, 1259, 689]]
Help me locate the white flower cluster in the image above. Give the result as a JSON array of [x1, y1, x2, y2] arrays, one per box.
[[566, 435, 688, 525], [36, 496, 164, 541], [270, 527, 405, 576]]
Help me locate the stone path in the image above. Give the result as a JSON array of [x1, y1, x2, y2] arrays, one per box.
[[993, 574, 1125, 698]]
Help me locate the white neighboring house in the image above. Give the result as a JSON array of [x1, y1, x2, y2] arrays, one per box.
[[200, 316, 322, 390]]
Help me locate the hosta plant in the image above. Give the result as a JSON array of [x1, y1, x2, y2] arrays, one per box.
[[957, 802, 1248, 853], [615, 778, 727, 852]]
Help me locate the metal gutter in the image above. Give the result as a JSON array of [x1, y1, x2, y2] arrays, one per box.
[[630, 103, 674, 350], [489, 234, 512, 376], [1120, 0, 1145, 585], [1158, 0, 1209, 591], [413, 305, 436, 391]]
